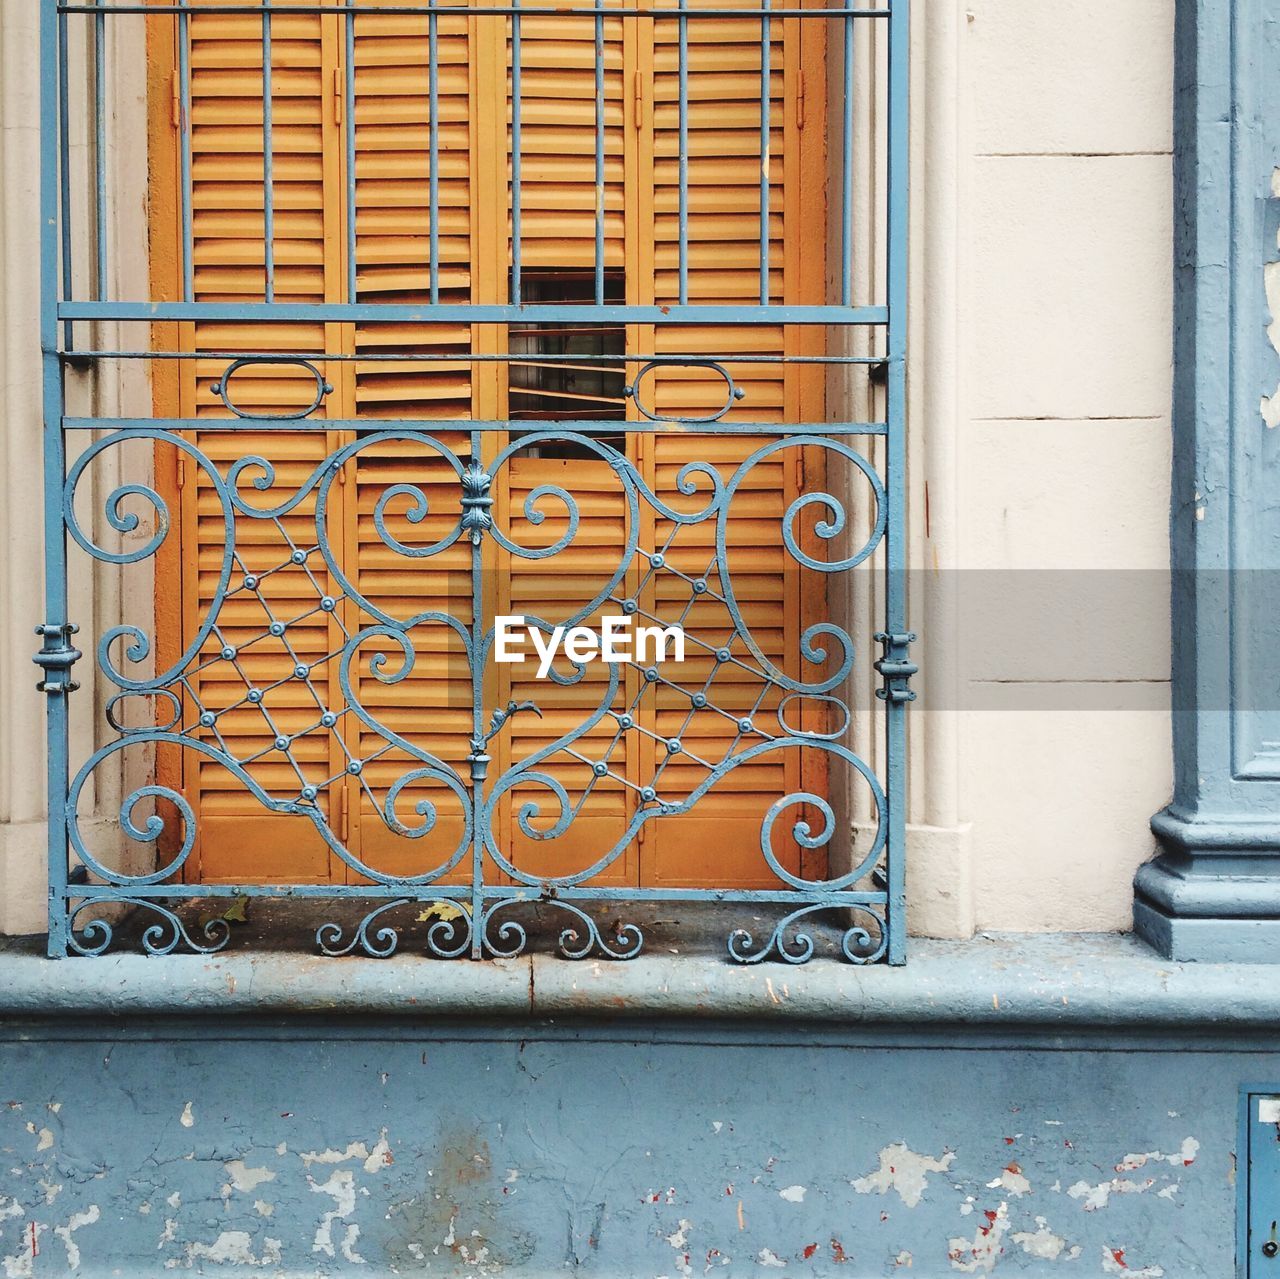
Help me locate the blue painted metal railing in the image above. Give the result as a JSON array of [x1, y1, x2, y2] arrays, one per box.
[[37, 0, 910, 963]]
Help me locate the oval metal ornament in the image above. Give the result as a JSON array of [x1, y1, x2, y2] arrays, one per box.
[[211, 357, 334, 421], [624, 359, 746, 424]]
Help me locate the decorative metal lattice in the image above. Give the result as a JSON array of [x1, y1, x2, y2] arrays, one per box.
[[37, 0, 910, 962]]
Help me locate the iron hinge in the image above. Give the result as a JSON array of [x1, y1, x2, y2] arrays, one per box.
[[336, 784, 350, 844], [874, 631, 917, 705], [633, 70, 646, 130], [796, 68, 807, 130], [34, 623, 82, 697]]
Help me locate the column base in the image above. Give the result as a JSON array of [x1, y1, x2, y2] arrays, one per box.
[[1134, 807, 1280, 960], [1133, 896, 1280, 962]]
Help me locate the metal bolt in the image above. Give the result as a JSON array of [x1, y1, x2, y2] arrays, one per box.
[[1264, 1241, 1279, 1259]]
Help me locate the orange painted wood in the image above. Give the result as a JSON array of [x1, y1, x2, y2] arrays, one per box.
[[148, 3, 828, 888]]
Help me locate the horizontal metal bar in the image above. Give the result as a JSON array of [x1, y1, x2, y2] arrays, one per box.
[[67, 883, 889, 905], [61, 3, 891, 15], [59, 302, 888, 326], [67, 350, 890, 366], [62, 416, 888, 435]]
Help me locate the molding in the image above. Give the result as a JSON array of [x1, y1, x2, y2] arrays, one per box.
[[1137, 0, 1280, 956], [0, 821, 48, 937], [1133, 897, 1280, 963], [906, 821, 974, 939], [1136, 853, 1280, 916], [1151, 804, 1280, 856], [855, 821, 974, 939], [2, 932, 1280, 1029]]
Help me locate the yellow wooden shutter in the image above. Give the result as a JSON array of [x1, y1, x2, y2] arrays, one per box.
[[637, 3, 818, 886], [341, 2, 476, 880], [179, 1, 347, 882], [491, 7, 642, 885], [152, 5, 828, 889]]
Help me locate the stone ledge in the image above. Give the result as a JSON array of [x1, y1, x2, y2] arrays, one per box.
[[0, 931, 1276, 1027]]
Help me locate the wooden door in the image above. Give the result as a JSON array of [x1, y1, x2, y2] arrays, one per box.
[[147, 1, 828, 888]]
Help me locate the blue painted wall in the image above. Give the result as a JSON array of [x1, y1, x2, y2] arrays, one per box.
[[0, 1018, 1270, 1276]]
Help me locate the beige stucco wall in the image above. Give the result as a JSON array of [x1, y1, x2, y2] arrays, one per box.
[[906, 0, 1175, 936], [0, 1, 1176, 939], [0, 0, 152, 934]]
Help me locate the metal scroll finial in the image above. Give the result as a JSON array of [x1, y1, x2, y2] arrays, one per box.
[[460, 458, 494, 545]]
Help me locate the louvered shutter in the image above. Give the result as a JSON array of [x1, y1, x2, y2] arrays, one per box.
[[639, 4, 819, 886], [492, 7, 641, 885], [153, 5, 829, 890], [179, 1, 348, 882], [341, 2, 476, 880]]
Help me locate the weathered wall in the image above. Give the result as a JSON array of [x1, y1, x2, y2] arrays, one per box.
[[0, 935, 1271, 1277], [0, 1021, 1257, 1276]]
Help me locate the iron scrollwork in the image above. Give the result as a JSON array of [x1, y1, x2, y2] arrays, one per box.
[[55, 422, 896, 964]]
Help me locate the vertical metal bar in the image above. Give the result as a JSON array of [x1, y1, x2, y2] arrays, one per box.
[[468, 430, 485, 955], [884, 0, 909, 966], [178, 1, 194, 302], [678, 4, 688, 305], [841, 10, 854, 306], [594, 8, 605, 305], [57, 7, 73, 346], [41, 0, 71, 959], [510, 0, 522, 304], [758, 0, 771, 304], [428, 0, 440, 303], [94, 7, 108, 301], [262, 0, 275, 302], [346, 0, 357, 303]]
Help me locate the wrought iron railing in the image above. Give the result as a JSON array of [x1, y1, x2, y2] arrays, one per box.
[[37, 0, 910, 962]]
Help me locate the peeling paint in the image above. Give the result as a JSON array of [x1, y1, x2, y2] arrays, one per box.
[[178, 1103, 194, 1129], [853, 1143, 955, 1209], [1115, 1139, 1199, 1172], [948, 1203, 1009, 1274], [1263, 176, 1280, 426], [225, 1161, 276, 1194], [1100, 1245, 1164, 1277], [1, 1220, 43, 1278], [301, 1142, 371, 1169], [1067, 1178, 1156, 1211], [52, 1205, 99, 1270], [664, 1219, 693, 1277], [1012, 1216, 1080, 1262], [185, 1230, 283, 1267], [985, 1163, 1031, 1197], [310, 1169, 359, 1260], [0, 1024, 1238, 1275]]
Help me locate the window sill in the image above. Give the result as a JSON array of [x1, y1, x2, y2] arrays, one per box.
[[0, 931, 1274, 1031]]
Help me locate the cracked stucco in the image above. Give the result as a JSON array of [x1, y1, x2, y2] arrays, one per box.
[[0, 1034, 1229, 1277]]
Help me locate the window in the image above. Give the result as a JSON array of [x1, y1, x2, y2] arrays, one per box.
[[42, 0, 906, 962], [508, 269, 627, 457]]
